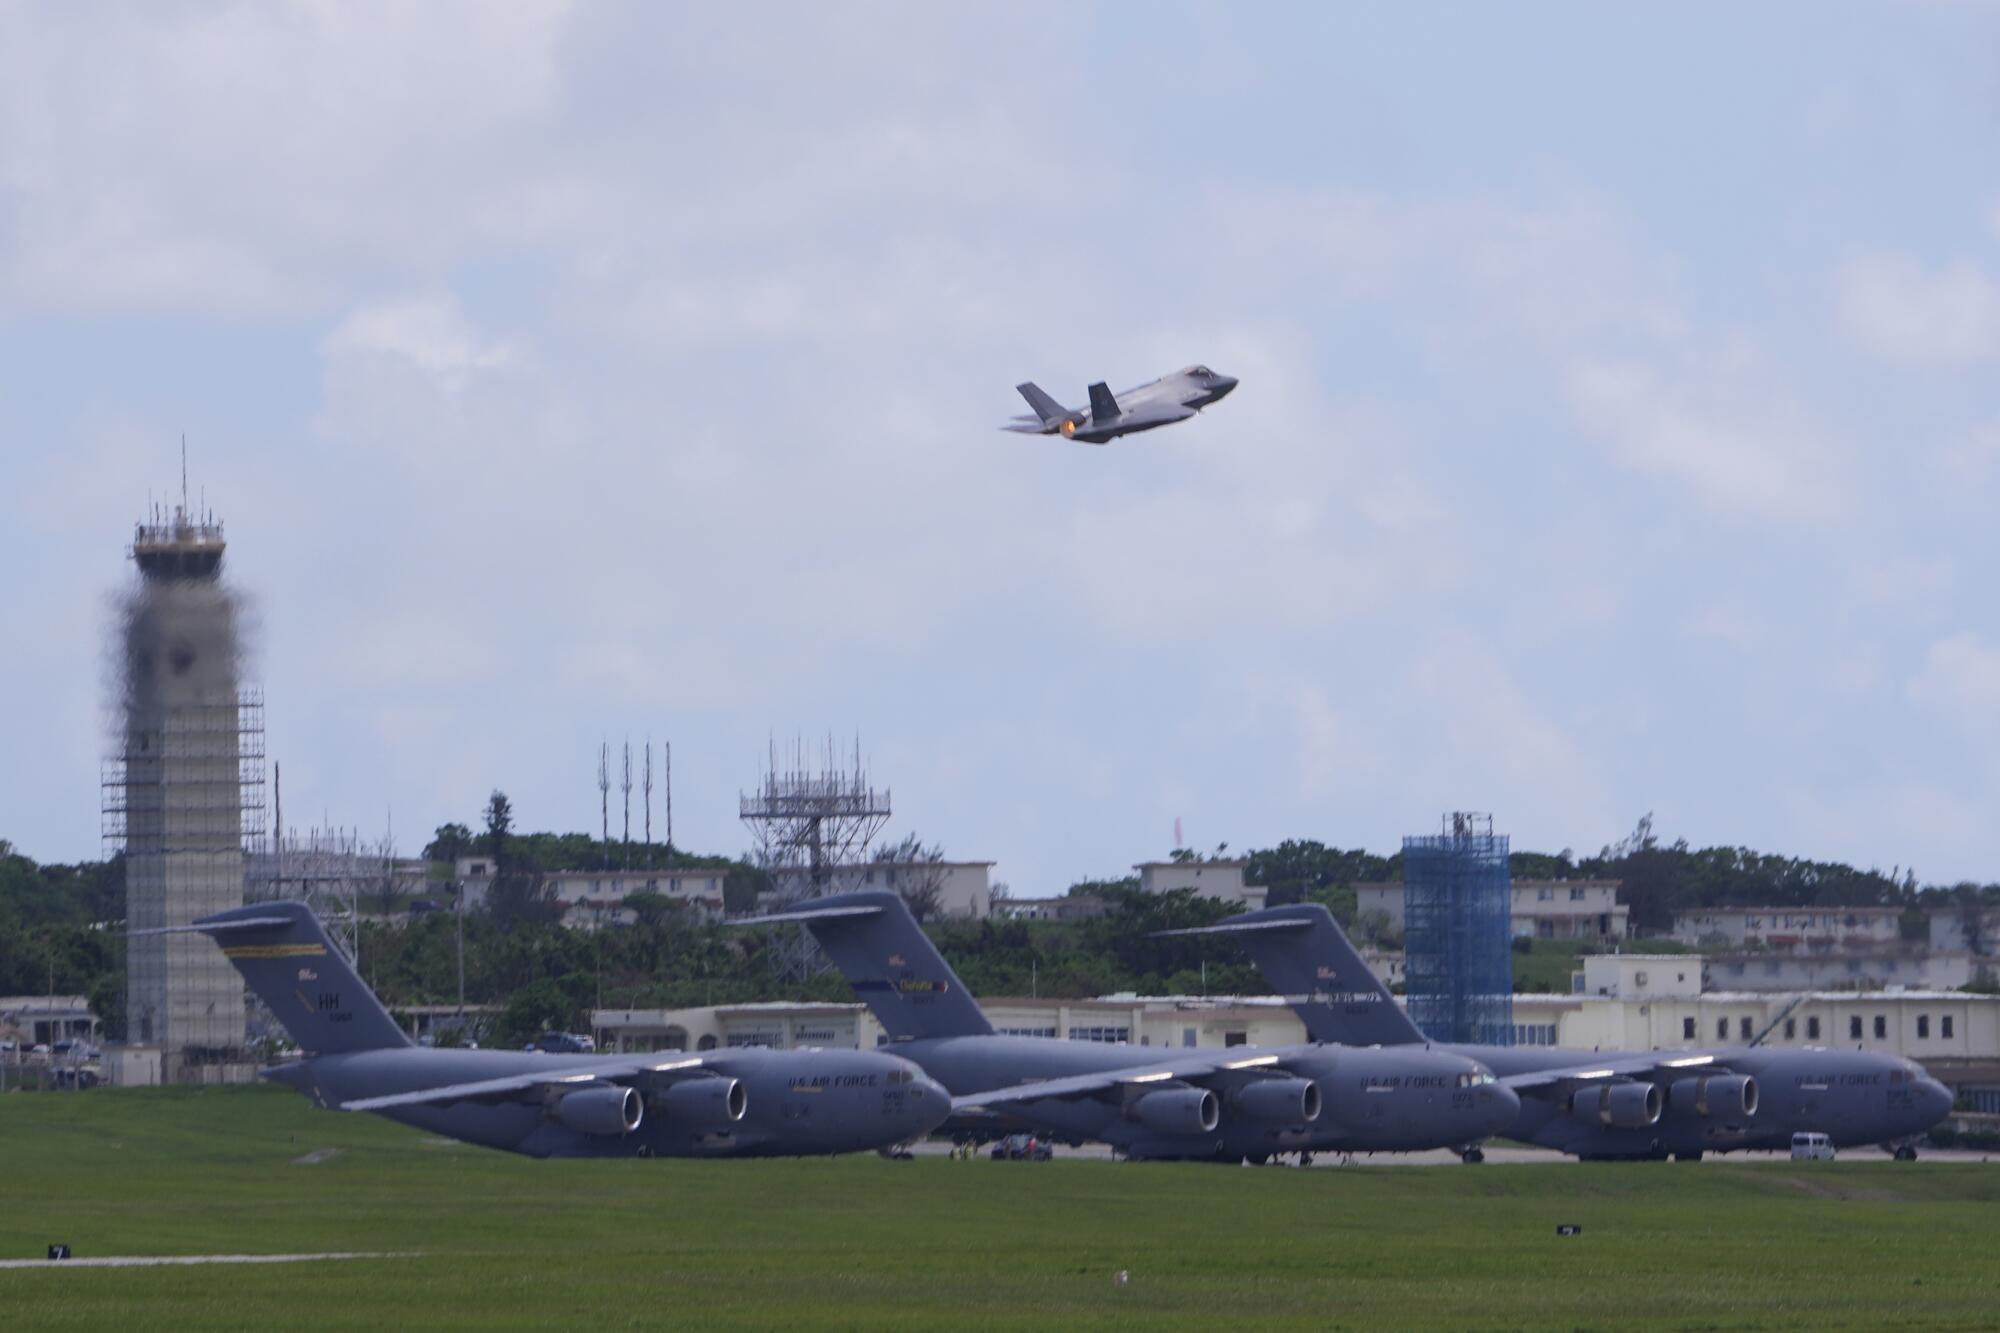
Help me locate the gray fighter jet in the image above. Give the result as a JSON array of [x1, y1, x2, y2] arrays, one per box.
[[150, 902, 948, 1158], [1003, 364, 1238, 444], [1168, 903, 1956, 1161], [739, 891, 1518, 1163]]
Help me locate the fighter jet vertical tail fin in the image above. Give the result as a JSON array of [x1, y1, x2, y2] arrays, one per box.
[[1086, 381, 1120, 422], [1015, 382, 1072, 430], [737, 892, 994, 1041], [1166, 904, 1425, 1047], [167, 901, 412, 1055]]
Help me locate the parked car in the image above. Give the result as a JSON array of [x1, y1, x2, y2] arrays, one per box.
[[531, 1032, 595, 1054], [1791, 1132, 1836, 1161], [990, 1133, 1052, 1161]]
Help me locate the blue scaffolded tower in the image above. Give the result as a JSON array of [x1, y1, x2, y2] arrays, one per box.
[[1402, 812, 1513, 1045]]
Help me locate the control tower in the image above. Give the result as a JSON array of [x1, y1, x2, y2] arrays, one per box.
[[104, 484, 264, 1079]]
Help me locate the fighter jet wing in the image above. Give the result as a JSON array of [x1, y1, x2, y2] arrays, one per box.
[[339, 1055, 710, 1112], [1499, 1052, 1719, 1095], [950, 1050, 1291, 1111]]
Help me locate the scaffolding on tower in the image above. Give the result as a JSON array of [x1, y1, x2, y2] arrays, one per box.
[[1401, 811, 1514, 1046]]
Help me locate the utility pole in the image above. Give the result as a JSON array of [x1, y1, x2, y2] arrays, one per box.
[[598, 742, 610, 850], [454, 880, 465, 1017], [621, 740, 633, 866]]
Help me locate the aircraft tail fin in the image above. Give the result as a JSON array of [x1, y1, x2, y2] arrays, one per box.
[[138, 901, 411, 1055], [737, 892, 994, 1040], [1015, 382, 1073, 430], [1086, 381, 1120, 422], [1160, 903, 1423, 1047]]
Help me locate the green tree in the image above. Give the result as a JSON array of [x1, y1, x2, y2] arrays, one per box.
[[425, 823, 476, 863]]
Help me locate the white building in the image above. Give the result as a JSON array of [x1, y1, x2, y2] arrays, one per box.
[[1703, 951, 1976, 993], [455, 856, 728, 925], [1671, 906, 1902, 952], [1575, 954, 1703, 999], [1134, 860, 1267, 910], [1929, 907, 2000, 957], [1355, 880, 1628, 940]]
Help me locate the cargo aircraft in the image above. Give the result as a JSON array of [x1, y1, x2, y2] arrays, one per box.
[[151, 902, 948, 1158], [740, 891, 1518, 1163], [1002, 364, 1237, 444], [1166, 903, 1956, 1161]]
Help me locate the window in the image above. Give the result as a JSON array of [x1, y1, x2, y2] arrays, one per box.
[[1740, 1017, 1753, 1041], [1850, 1016, 1863, 1040], [1570, 888, 1586, 901], [1943, 1015, 1954, 1039], [1808, 1016, 1821, 1040], [1182, 1027, 1197, 1049], [1067, 1026, 1130, 1044], [1874, 1015, 1887, 1040], [1537, 887, 1554, 901], [1717, 1017, 1729, 1040], [1223, 1031, 1248, 1048], [1784, 1018, 1796, 1039], [1918, 1015, 1930, 1039], [1635, 971, 1649, 988], [1764, 960, 1782, 976], [996, 1026, 1057, 1039], [1683, 1017, 1696, 1040]]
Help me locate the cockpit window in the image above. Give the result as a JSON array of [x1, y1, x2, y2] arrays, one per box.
[[1192, 365, 1212, 377]]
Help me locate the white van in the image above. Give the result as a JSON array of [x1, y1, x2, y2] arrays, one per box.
[[1790, 1132, 1836, 1161]]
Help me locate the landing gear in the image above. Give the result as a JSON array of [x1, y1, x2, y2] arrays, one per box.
[[1894, 1144, 1918, 1162], [1672, 1151, 1703, 1163], [1298, 1152, 1313, 1167], [1245, 1153, 1269, 1167], [1460, 1147, 1486, 1165]]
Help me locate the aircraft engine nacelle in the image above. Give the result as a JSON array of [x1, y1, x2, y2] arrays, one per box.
[[656, 1076, 747, 1127], [1229, 1077, 1322, 1125], [1669, 1073, 1757, 1120], [1128, 1086, 1220, 1136], [554, 1085, 644, 1136], [1570, 1081, 1662, 1130]]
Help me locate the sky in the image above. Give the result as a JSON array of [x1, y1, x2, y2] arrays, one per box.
[[4, 2, 2000, 893]]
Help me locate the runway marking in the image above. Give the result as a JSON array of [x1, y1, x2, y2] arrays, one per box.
[[0, 1251, 418, 1270]]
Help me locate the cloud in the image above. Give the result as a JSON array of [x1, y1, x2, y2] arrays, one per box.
[[1907, 632, 2000, 726], [324, 296, 517, 390], [1835, 253, 2000, 366], [1565, 361, 1848, 522]]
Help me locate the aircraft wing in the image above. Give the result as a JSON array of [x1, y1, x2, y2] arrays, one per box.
[[339, 1055, 711, 1112], [950, 1050, 1293, 1112], [1499, 1052, 1721, 1095]]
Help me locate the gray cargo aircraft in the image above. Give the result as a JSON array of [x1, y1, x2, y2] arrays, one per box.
[[740, 891, 1519, 1162], [152, 901, 948, 1158], [1168, 903, 1955, 1161], [1003, 364, 1237, 444]]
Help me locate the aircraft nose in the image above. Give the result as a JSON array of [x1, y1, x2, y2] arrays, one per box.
[[1478, 1083, 1521, 1136], [1210, 375, 1239, 398], [910, 1074, 952, 1132], [1920, 1077, 1954, 1124]]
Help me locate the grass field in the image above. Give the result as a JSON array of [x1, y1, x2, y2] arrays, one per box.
[[1, 1086, 1996, 1330]]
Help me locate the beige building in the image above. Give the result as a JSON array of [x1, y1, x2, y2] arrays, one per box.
[[1134, 860, 1267, 910], [1356, 880, 1627, 940], [456, 856, 728, 925], [1703, 951, 1976, 993], [1671, 906, 1902, 952]]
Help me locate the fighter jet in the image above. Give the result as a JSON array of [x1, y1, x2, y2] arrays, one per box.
[[1002, 365, 1238, 444], [147, 902, 948, 1158], [1167, 903, 1956, 1162], [738, 892, 1518, 1163]]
